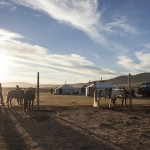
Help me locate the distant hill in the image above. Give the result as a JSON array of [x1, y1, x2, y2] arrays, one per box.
[[2, 82, 58, 88], [2, 73, 150, 88], [2, 82, 35, 88], [105, 73, 150, 87]]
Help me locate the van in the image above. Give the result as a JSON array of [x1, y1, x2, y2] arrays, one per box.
[[138, 82, 150, 97]]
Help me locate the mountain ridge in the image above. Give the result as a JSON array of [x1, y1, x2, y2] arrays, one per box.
[[2, 73, 150, 88]]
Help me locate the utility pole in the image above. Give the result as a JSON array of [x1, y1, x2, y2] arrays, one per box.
[[128, 73, 132, 109], [37, 72, 39, 109]]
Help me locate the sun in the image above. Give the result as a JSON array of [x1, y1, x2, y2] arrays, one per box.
[[0, 53, 11, 81]]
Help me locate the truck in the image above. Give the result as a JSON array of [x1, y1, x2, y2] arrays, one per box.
[[138, 82, 150, 97]]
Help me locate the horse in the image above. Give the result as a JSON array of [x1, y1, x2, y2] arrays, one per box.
[[122, 87, 136, 99], [7, 89, 24, 107], [24, 87, 36, 111], [94, 88, 126, 108], [93, 88, 112, 107], [110, 88, 126, 107]]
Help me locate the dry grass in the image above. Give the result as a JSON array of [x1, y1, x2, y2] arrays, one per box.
[[38, 93, 150, 107], [1, 92, 150, 150], [3, 91, 150, 108]]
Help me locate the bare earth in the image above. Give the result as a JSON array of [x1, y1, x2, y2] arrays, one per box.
[[0, 94, 150, 150]]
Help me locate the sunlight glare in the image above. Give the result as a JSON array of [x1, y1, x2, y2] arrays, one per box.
[[0, 53, 12, 81]]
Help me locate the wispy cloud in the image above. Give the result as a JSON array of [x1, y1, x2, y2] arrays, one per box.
[[0, 28, 23, 40], [117, 51, 150, 73], [0, 0, 16, 10], [0, 29, 117, 83], [12, 0, 105, 42], [104, 16, 138, 36], [143, 42, 150, 49], [11, 0, 139, 55]]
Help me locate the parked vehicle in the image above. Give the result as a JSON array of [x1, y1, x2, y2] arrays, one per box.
[[138, 82, 150, 97]]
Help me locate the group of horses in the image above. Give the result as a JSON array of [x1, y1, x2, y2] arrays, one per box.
[[94, 87, 136, 108], [6, 87, 36, 111]]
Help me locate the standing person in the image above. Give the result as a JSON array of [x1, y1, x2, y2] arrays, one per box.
[[16, 85, 20, 89], [50, 88, 53, 94], [0, 83, 3, 105], [16, 85, 20, 103]]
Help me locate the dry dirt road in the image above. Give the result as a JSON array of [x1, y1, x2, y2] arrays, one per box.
[[0, 102, 150, 150]]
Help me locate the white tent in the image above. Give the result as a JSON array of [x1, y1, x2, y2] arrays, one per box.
[[86, 81, 118, 96], [55, 84, 78, 95]]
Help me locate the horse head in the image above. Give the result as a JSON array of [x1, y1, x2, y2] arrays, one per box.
[[131, 89, 136, 98]]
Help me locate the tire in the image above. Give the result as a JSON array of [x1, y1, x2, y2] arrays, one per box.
[[142, 93, 148, 98]]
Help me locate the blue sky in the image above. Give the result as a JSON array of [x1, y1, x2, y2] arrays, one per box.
[[0, 0, 150, 84]]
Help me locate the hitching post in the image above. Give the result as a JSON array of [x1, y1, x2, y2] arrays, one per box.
[[128, 73, 132, 109], [37, 72, 39, 109]]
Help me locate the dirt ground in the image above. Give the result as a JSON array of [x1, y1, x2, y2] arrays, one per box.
[[0, 94, 150, 150]]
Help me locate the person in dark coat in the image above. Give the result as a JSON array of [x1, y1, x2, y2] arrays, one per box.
[[50, 88, 53, 94], [0, 83, 3, 105]]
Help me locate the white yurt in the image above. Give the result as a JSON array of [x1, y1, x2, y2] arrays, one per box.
[[55, 84, 78, 95], [86, 81, 118, 96]]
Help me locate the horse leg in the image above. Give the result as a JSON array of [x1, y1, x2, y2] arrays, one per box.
[[29, 100, 31, 110], [121, 97, 124, 106], [32, 100, 34, 110], [19, 99, 22, 107], [17, 98, 19, 106], [10, 98, 12, 107], [124, 98, 127, 107], [24, 97, 28, 111], [20, 99, 23, 107], [98, 97, 101, 108], [19, 99, 21, 107], [113, 98, 116, 106], [109, 98, 113, 108], [7, 99, 9, 107]]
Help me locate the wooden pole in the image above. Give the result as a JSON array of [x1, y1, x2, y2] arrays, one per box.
[[93, 89, 98, 107], [128, 73, 132, 109], [37, 72, 39, 109]]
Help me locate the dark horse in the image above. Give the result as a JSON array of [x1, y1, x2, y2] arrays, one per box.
[[122, 87, 136, 99], [24, 88, 36, 111], [7, 89, 24, 107]]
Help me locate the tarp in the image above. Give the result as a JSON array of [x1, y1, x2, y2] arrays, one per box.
[[88, 81, 117, 88], [86, 81, 118, 96]]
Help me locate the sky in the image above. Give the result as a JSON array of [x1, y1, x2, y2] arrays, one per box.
[[0, 0, 150, 84]]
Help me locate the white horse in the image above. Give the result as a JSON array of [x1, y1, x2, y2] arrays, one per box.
[[93, 88, 126, 108]]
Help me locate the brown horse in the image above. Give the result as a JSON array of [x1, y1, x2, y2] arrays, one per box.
[[24, 88, 36, 111], [122, 87, 136, 99], [7, 89, 24, 107]]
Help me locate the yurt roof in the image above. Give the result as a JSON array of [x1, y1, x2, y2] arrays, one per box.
[[57, 84, 76, 89], [88, 81, 117, 88]]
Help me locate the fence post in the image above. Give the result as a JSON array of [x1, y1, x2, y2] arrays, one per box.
[[128, 73, 132, 109], [93, 89, 98, 107], [37, 72, 39, 109]]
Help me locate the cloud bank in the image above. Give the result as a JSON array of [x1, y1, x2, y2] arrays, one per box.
[[11, 0, 137, 53], [0, 28, 116, 83], [117, 51, 150, 73]]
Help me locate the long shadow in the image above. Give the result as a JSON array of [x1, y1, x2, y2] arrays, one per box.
[[0, 105, 29, 150], [8, 106, 128, 150], [104, 105, 150, 118], [3, 104, 148, 149]]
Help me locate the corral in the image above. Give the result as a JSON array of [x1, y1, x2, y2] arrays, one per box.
[[0, 91, 150, 150]]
